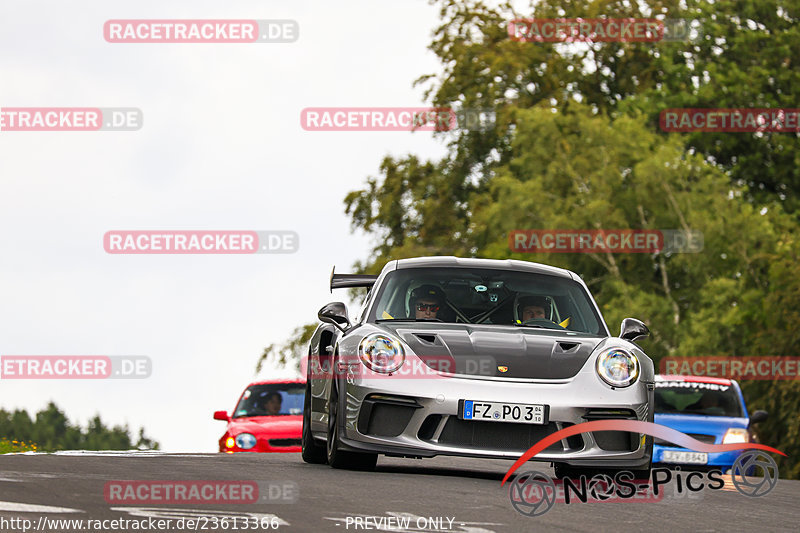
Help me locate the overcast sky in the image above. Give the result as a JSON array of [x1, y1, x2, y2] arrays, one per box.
[[0, 1, 458, 451]]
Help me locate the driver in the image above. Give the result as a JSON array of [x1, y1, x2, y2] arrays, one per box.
[[686, 392, 721, 413], [261, 391, 283, 416], [516, 295, 550, 322], [410, 284, 446, 320]]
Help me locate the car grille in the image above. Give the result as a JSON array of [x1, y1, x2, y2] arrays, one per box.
[[417, 414, 443, 441], [269, 438, 301, 447], [654, 433, 716, 446], [582, 408, 638, 420], [582, 408, 639, 452], [592, 431, 638, 451], [359, 403, 417, 438], [435, 418, 562, 452]]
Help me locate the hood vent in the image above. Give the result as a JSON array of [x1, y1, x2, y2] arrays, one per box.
[[554, 341, 580, 354], [413, 333, 438, 344]]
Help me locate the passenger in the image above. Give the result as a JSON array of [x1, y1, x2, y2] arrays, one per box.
[[516, 295, 550, 322]]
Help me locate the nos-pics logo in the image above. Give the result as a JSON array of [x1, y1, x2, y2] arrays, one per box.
[[501, 420, 783, 517]]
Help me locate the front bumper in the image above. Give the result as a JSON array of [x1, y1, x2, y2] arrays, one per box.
[[336, 367, 653, 468], [218, 435, 301, 453]]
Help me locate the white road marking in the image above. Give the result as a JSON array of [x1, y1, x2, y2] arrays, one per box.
[[0, 472, 60, 480], [53, 451, 218, 457], [0, 501, 83, 513], [5, 451, 218, 457]]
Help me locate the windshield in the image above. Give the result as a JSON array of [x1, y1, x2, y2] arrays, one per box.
[[655, 381, 743, 417], [233, 383, 304, 418], [368, 267, 605, 335]]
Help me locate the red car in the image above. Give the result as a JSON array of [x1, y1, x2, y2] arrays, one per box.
[[214, 379, 305, 453]]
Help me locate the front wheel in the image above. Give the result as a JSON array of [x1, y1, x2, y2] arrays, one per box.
[[326, 379, 377, 471], [301, 381, 326, 464]]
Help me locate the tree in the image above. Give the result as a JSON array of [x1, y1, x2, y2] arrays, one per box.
[[135, 427, 160, 450], [417, 0, 800, 212], [32, 402, 82, 450], [0, 403, 159, 452], [340, 0, 800, 477]]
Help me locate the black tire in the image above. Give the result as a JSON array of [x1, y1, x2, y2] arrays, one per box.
[[301, 381, 327, 464], [326, 378, 377, 471]]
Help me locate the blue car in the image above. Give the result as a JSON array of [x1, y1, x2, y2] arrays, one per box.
[[653, 375, 768, 471]]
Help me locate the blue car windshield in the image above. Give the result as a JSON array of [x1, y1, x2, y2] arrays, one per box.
[[233, 384, 305, 417], [368, 267, 605, 335], [655, 381, 743, 417]]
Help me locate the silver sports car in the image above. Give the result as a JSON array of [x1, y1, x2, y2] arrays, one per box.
[[301, 257, 655, 476]]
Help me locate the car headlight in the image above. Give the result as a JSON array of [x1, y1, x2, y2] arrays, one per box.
[[235, 433, 257, 450], [596, 348, 640, 388], [359, 333, 405, 373], [722, 428, 749, 444]]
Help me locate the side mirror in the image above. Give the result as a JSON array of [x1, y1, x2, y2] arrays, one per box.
[[749, 410, 768, 426], [213, 410, 230, 422], [620, 318, 650, 343], [318, 302, 351, 332]]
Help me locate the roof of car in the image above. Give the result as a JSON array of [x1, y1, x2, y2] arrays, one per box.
[[393, 256, 575, 279], [245, 378, 305, 388]]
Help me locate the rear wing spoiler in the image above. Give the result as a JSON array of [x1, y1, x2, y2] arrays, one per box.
[[330, 266, 378, 293]]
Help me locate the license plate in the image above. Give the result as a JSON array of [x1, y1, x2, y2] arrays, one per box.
[[663, 450, 708, 464], [460, 400, 546, 425]]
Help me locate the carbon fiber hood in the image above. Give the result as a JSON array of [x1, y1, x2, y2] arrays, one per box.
[[378, 322, 604, 379]]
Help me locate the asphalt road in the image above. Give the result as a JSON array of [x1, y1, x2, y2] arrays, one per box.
[[0, 452, 797, 532]]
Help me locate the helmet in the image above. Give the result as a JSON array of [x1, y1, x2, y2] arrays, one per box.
[[514, 294, 553, 322], [410, 284, 445, 305]]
